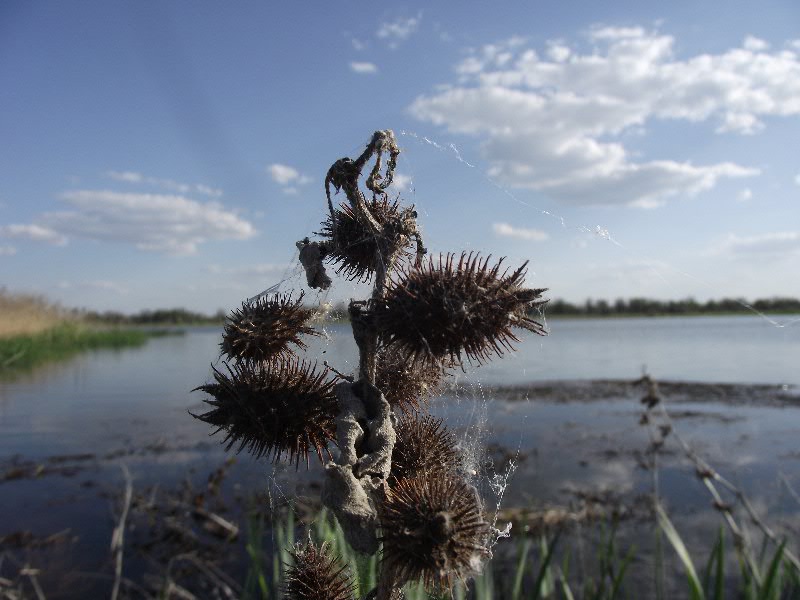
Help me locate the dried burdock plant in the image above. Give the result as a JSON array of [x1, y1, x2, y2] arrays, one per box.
[[194, 130, 547, 600], [379, 475, 491, 592], [285, 540, 356, 600], [220, 292, 320, 364], [375, 345, 446, 414], [319, 198, 418, 283], [390, 413, 461, 485], [373, 252, 548, 366], [192, 359, 337, 467]]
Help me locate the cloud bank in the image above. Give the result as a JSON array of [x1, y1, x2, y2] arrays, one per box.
[[409, 27, 800, 207], [19, 190, 257, 255]]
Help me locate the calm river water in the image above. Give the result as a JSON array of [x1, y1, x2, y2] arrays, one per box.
[[1, 315, 799, 595]]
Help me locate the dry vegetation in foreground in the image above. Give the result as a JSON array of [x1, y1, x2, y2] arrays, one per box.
[[0, 289, 73, 338]]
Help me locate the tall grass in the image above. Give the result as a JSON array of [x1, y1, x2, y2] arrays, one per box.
[[0, 289, 68, 337], [0, 290, 161, 373], [0, 321, 152, 371], [242, 508, 800, 599]]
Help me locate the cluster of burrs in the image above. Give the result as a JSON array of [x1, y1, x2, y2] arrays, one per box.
[[194, 130, 548, 599]]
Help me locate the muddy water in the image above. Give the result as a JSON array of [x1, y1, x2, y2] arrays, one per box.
[[0, 316, 798, 596]]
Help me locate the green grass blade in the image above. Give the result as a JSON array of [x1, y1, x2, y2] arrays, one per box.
[[609, 545, 636, 600], [511, 537, 533, 600], [531, 530, 561, 600], [655, 504, 705, 600], [757, 540, 786, 600]]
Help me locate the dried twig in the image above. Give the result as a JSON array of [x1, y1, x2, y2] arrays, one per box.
[[110, 464, 133, 600], [637, 375, 800, 580]]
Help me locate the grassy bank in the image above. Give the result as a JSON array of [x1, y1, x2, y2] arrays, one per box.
[[0, 321, 154, 372], [0, 290, 176, 374]]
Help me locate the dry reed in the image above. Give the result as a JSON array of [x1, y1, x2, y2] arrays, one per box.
[[0, 290, 72, 338]]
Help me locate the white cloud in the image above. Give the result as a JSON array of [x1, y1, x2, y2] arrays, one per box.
[[492, 222, 549, 241], [351, 38, 366, 51], [0, 245, 16, 256], [377, 15, 421, 47], [408, 26, 800, 207], [207, 263, 291, 277], [33, 190, 255, 255], [737, 188, 753, 202], [107, 170, 143, 183], [795, 173, 800, 186], [714, 231, 800, 256], [267, 164, 312, 190], [390, 173, 413, 192], [59, 280, 129, 295], [0, 224, 68, 245], [107, 171, 223, 197], [743, 35, 769, 51], [350, 61, 378, 74]]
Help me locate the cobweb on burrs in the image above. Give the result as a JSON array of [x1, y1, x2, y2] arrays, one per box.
[[252, 128, 798, 586]]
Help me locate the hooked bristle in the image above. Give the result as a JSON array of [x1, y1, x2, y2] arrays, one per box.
[[284, 540, 355, 600], [379, 475, 491, 592], [375, 345, 447, 414], [390, 413, 462, 485], [193, 359, 337, 468], [318, 198, 417, 282], [373, 252, 548, 366], [220, 292, 320, 364]]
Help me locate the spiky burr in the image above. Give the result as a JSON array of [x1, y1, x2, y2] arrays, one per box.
[[390, 413, 461, 485], [379, 475, 491, 592], [220, 292, 320, 364], [193, 359, 337, 467], [284, 540, 355, 600], [373, 252, 548, 366]]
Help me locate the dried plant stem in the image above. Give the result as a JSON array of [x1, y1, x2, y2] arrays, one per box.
[[640, 377, 800, 579], [110, 464, 132, 600]]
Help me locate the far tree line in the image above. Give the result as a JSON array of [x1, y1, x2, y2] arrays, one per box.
[[85, 296, 800, 325]]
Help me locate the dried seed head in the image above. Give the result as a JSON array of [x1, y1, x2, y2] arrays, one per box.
[[193, 359, 337, 467], [380, 475, 491, 592], [220, 292, 320, 363], [375, 345, 447, 413], [284, 540, 355, 600], [318, 198, 417, 282], [390, 414, 462, 485], [373, 252, 548, 366]]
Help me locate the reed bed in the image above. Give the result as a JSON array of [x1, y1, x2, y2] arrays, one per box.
[[0, 289, 69, 338], [0, 290, 165, 373]]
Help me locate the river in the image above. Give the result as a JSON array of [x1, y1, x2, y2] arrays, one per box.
[[1, 315, 798, 596]]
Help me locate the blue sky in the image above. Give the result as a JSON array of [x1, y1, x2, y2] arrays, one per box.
[[1, 1, 799, 313]]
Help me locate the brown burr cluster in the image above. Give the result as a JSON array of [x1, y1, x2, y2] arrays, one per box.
[[193, 130, 548, 599]]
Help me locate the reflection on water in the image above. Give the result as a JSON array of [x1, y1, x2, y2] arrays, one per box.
[[0, 317, 798, 595]]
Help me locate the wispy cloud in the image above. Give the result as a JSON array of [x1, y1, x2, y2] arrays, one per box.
[[492, 222, 549, 241], [350, 61, 378, 74], [267, 164, 312, 193], [58, 279, 129, 295], [390, 173, 413, 192], [22, 190, 257, 255], [737, 188, 753, 202], [377, 14, 421, 47], [408, 26, 800, 207], [0, 245, 17, 256], [106, 171, 223, 197], [207, 263, 291, 277], [713, 231, 800, 257], [0, 224, 68, 246]]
